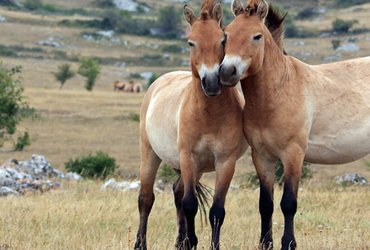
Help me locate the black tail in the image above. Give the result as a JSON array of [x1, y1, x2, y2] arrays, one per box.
[[195, 182, 213, 227]]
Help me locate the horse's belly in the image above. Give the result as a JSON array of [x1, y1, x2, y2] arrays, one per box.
[[306, 124, 370, 164]]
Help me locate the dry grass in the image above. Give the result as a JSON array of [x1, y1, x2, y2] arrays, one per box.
[[0, 2, 370, 249], [0, 182, 369, 249]]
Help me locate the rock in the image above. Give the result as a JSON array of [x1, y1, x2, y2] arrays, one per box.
[[335, 173, 369, 185], [101, 178, 140, 191], [0, 15, 6, 23], [113, 0, 138, 11], [96, 30, 115, 38], [37, 37, 61, 48], [65, 172, 83, 181], [323, 54, 342, 62], [336, 43, 359, 52], [0, 187, 21, 197], [139, 72, 153, 80]]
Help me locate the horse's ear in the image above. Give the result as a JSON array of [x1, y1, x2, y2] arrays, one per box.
[[232, 0, 244, 17], [212, 2, 223, 25], [257, 0, 268, 20], [184, 4, 196, 25]]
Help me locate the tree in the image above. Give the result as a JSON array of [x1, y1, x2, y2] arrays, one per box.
[[158, 6, 182, 37], [0, 63, 34, 149], [53, 63, 75, 89], [78, 58, 101, 91]]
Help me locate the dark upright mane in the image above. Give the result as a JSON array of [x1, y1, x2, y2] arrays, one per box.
[[265, 5, 286, 51], [200, 0, 219, 20]]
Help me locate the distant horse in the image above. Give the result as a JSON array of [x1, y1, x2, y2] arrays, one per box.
[[134, 1, 248, 249], [220, 0, 370, 249], [113, 80, 142, 92]]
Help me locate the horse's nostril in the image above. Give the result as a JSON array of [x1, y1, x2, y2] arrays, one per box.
[[231, 66, 237, 76]]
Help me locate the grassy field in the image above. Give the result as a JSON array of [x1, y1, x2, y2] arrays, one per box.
[[1, 1, 370, 249], [0, 182, 369, 249]]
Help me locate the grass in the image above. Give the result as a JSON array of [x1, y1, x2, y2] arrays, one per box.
[[0, 2, 370, 249], [0, 182, 369, 249]]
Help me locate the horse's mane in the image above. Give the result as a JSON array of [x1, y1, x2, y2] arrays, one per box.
[[200, 0, 219, 20], [265, 6, 286, 51]]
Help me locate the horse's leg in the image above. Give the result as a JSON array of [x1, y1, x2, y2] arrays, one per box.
[[134, 143, 161, 250], [180, 154, 198, 250], [173, 176, 187, 249], [252, 150, 276, 250], [280, 146, 305, 250], [209, 159, 236, 250]]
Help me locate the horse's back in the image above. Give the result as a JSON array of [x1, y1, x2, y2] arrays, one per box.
[[142, 71, 192, 168], [305, 56, 370, 164]]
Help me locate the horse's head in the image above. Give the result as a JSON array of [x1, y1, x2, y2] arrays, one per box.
[[184, 2, 225, 97], [220, 0, 270, 87]]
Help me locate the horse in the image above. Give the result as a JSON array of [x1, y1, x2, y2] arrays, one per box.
[[113, 80, 142, 92], [134, 1, 248, 249], [219, 0, 370, 249]]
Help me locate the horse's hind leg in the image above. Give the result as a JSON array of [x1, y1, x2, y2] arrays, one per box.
[[173, 176, 187, 249], [209, 159, 236, 250], [134, 143, 161, 250]]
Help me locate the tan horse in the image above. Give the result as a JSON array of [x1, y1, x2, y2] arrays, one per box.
[[113, 80, 142, 92], [220, 0, 370, 249], [134, 1, 248, 249]]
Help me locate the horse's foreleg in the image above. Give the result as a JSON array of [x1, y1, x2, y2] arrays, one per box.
[[280, 146, 305, 250], [180, 154, 198, 250], [173, 176, 187, 249], [134, 144, 161, 250], [252, 150, 276, 250], [209, 160, 236, 250]]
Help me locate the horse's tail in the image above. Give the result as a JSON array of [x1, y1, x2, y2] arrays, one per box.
[[195, 181, 212, 227]]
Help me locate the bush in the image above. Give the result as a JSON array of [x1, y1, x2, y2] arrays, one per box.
[[157, 6, 182, 38], [331, 39, 342, 50], [147, 73, 159, 89], [158, 164, 178, 184], [24, 0, 42, 10], [65, 151, 116, 179], [94, 0, 114, 8], [78, 58, 101, 91], [296, 8, 318, 20], [332, 19, 358, 33], [162, 44, 183, 53], [53, 64, 75, 89], [335, 0, 369, 7], [14, 131, 30, 151], [0, 63, 35, 148], [240, 161, 313, 188]]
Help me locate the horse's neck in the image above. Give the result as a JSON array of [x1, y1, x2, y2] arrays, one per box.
[[187, 75, 235, 114], [241, 37, 304, 112]]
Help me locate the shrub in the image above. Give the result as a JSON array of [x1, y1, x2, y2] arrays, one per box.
[[331, 39, 342, 50], [24, 0, 42, 10], [78, 58, 101, 91], [332, 19, 358, 33], [130, 113, 140, 122], [14, 131, 30, 151], [65, 151, 116, 179], [53, 64, 75, 89], [240, 161, 313, 188], [158, 164, 178, 184], [296, 8, 318, 20], [0, 63, 35, 148], [147, 73, 159, 89], [162, 44, 183, 53], [94, 0, 114, 8], [335, 0, 369, 7]]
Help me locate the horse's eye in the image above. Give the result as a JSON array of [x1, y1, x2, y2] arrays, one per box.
[[188, 41, 195, 47], [253, 34, 263, 41]]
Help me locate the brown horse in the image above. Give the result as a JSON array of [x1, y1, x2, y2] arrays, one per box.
[[134, 1, 248, 249], [220, 0, 370, 249], [113, 80, 142, 92]]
